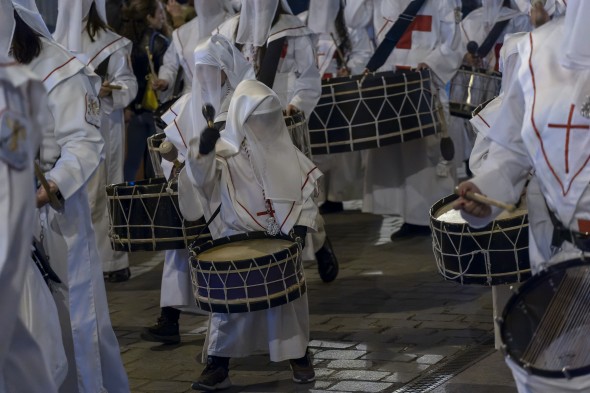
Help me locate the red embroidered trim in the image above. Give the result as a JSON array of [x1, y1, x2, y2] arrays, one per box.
[[172, 119, 188, 148], [477, 113, 490, 128], [87, 36, 124, 66], [42, 57, 76, 82]]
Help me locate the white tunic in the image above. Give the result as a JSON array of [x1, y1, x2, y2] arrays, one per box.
[[75, 28, 137, 274], [0, 60, 61, 393], [462, 16, 590, 282], [187, 141, 321, 361], [356, 0, 459, 224], [31, 38, 129, 393], [216, 14, 322, 119]]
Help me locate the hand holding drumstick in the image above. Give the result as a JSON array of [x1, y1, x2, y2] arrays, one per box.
[[452, 181, 516, 217]]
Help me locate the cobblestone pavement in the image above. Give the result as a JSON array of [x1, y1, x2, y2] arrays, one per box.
[[106, 210, 517, 393]]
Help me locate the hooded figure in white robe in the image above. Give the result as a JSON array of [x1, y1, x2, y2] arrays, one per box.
[[0, 52, 64, 393], [142, 36, 256, 343], [345, 0, 460, 237], [455, 1, 590, 390], [157, 0, 234, 98], [448, 0, 531, 169], [2, 1, 130, 392], [301, 0, 371, 209], [54, 0, 138, 277], [186, 79, 321, 365]]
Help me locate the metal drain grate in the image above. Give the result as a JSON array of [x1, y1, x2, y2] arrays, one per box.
[[392, 336, 496, 393]]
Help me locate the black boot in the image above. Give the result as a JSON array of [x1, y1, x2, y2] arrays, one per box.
[[141, 307, 181, 344], [192, 356, 231, 391], [106, 267, 131, 282], [315, 237, 339, 283], [390, 223, 431, 241]]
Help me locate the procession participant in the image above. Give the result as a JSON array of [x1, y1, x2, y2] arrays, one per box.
[[120, 0, 171, 181], [345, 0, 461, 240], [54, 0, 138, 282], [216, 0, 339, 282], [448, 0, 530, 174], [454, 2, 590, 390], [155, 0, 234, 99], [186, 79, 321, 390], [0, 47, 62, 392], [5, 1, 130, 391], [302, 0, 372, 214], [142, 34, 255, 344]]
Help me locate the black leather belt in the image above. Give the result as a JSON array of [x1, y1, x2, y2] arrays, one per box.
[[548, 208, 590, 252]]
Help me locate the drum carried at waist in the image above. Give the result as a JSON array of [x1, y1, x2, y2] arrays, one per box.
[[285, 111, 312, 159], [307, 69, 442, 155], [500, 259, 590, 391], [189, 232, 306, 313], [449, 66, 501, 119], [106, 177, 210, 252], [429, 194, 531, 285]]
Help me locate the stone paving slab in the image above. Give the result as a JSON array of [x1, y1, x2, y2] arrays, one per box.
[[106, 210, 517, 392]]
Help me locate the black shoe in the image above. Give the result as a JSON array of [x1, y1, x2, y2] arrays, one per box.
[[107, 267, 131, 282], [319, 200, 344, 214], [315, 237, 339, 283], [289, 350, 315, 384], [141, 316, 180, 345], [192, 356, 231, 391], [390, 223, 431, 241]]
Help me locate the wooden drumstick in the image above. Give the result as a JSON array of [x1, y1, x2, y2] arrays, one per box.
[[454, 186, 517, 213], [34, 162, 64, 211], [105, 84, 122, 90]]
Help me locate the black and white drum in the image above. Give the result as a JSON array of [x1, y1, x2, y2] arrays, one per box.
[[429, 194, 531, 285], [285, 112, 312, 159], [449, 66, 501, 119], [307, 69, 442, 155], [500, 259, 590, 392], [189, 232, 306, 313], [106, 177, 210, 252]]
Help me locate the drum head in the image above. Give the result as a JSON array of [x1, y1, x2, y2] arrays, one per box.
[[501, 259, 590, 378], [198, 238, 294, 261]]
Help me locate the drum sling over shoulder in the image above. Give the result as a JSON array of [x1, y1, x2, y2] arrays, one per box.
[[476, 18, 510, 59], [257, 36, 287, 88], [365, 0, 428, 72]]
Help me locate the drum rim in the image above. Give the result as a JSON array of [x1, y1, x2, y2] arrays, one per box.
[[190, 231, 298, 269], [500, 258, 590, 379], [106, 177, 175, 196]]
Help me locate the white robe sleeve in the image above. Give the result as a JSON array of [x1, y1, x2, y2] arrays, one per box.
[[45, 73, 105, 200], [286, 34, 322, 119], [461, 62, 531, 227], [186, 137, 218, 198], [101, 46, 137, 114], [423, 0, 462, 84], [295, 195, 319, 231], [157, 43, 180, 98], [346, 26, 373, 74], [344, 0, 373, 29]]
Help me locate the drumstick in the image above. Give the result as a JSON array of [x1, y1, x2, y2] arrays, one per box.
[[454, 186, 517, 213], [34, 162, 64, 211], [105, 84, 122, 90], [329, 33, 347, 67], [158, 141, 182, 168]]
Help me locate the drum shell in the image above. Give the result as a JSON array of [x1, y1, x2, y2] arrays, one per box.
[[449, 66, 501, 119], [430, 194, 531, 285], [106, 177, 210, 252], [189, 232, 306, 313], [500, 259, 590, 380], [308, 69, 441, 155]]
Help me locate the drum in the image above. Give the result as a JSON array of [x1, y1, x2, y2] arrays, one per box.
[[449, 66, 501, 119], [285, 112, 312, 159], [106, 177, 210, 252], [307, 69, 442, 155], [147, 132, 167, 178], [500, 259, 590, 390], [189, 232, 306, 313], [429, 194, 531, 285]]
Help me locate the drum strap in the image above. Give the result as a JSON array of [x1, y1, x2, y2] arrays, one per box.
[[365, 0, 428, 72], [257, 37, 287, 88], [476, 19, 510, 59], [193, 204, 222, 242], [546, 204, 590, 252]]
